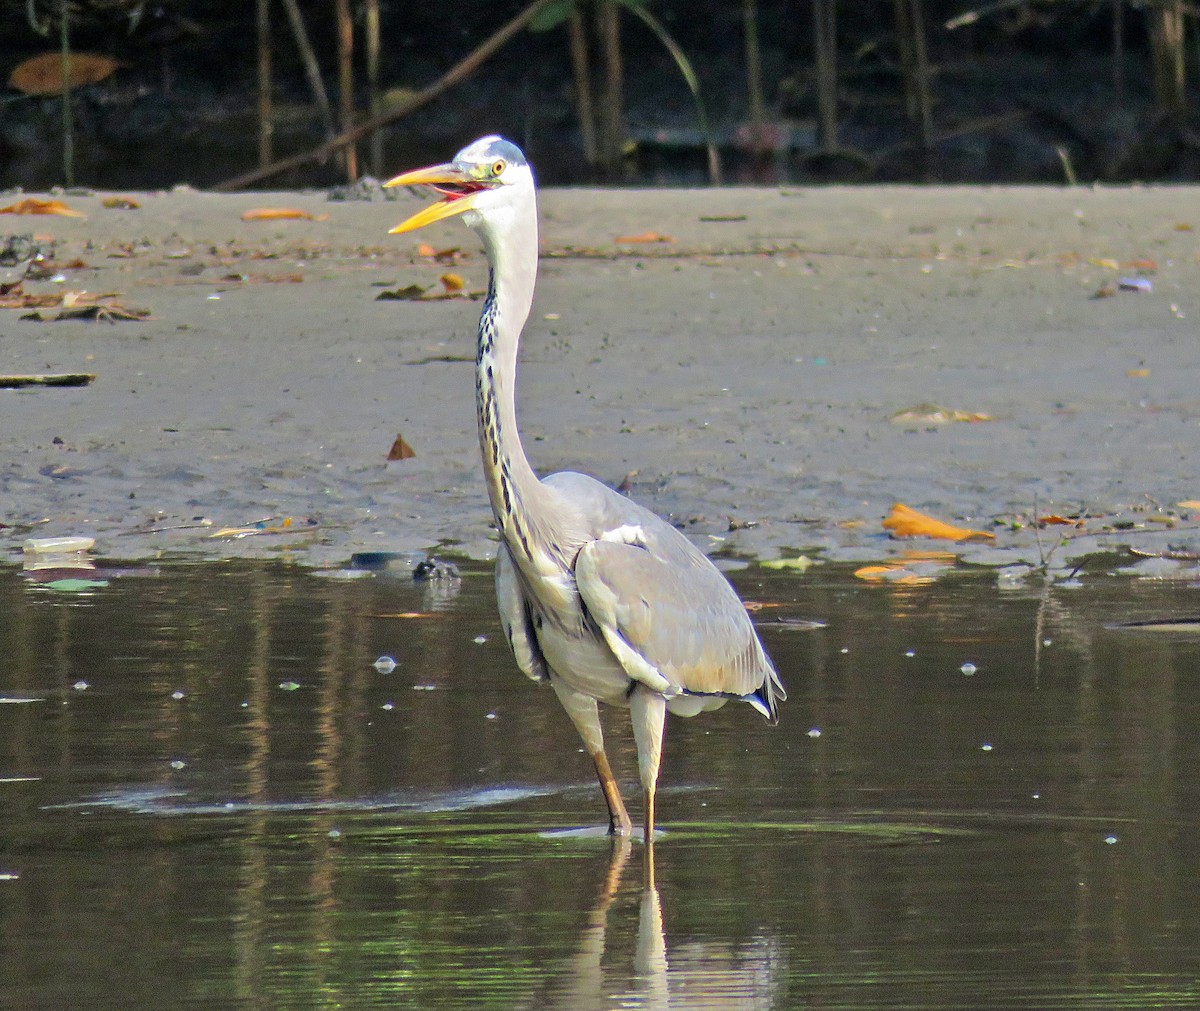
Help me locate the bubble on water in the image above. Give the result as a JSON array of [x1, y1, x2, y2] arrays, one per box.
[[240, 701, 249, 708], [0, 872, 20, 882], [840, 647, 849, 654], [905, 650, 915, 658], [171, 690, 186, 700], [1042, 639, 1052, 647], [278, 680, 301, 692], [960, 662, 977, 676], [170, 760, 186, 770], [486, 712, 498, 720], [373, 656, 397, 674], [73, 680, 89, 691], [980, 743, 993, 752], [1104, 834, 1119, 845], [328, 828, 342, 840], [807, 727, 822, 738], [473, 635, 488, 645], [381, 702, 394, 711], [1032, 792, 1041, 800], [412, 684, 437, 691]]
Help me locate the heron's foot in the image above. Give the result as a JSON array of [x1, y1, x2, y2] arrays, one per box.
[[608, 811, 634, 837]]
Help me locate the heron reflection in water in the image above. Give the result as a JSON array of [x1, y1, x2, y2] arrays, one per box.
[[385, 137, 785, 842]]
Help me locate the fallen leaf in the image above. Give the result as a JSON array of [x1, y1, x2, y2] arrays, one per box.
[[387, 434, 416, 461], [1124, 259, 1157, 271], [882, 502, 995, 542], [1126, 368, 1151, 378], [374, 612, 437, 619], [240, 208, 329, 222], [101, 196, 140, 209], [614, 231, 675, 244], [853, 563, 937, 585], [1092, 283, 1117, 299], [1087, 257, 1120, 270], [1177, 500, 1200, 510], [0, 373, 94, 388], [8, 51, 121, 95], [891, 404, 992, 424], [760, 556, 816, 572], [439, 272, 465, 293], [1038, 514, 1084, 527], [417, 243, 436, 257], [376, 284, 428, 300], [1173, 223, 1193, 232], [0, 198, 85, 218]]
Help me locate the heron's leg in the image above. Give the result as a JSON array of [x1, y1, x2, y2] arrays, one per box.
[[630, 686, 667, 844], [552, 679, 633, 835]]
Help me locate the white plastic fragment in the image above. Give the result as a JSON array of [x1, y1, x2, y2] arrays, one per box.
[[373, 656, 397, 674], [23, 536, 95, 554]]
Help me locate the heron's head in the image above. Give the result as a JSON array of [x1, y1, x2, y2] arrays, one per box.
[[384, 136, 532, 236]]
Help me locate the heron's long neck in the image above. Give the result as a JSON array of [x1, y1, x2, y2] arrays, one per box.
[[474, 204, 552, 562]]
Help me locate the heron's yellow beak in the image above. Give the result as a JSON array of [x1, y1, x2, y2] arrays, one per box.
[[384, 162, 483, 234]]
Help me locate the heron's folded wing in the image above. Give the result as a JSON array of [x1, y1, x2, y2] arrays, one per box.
[[496, 543, 548, 682], [574, 539, 768, 698]]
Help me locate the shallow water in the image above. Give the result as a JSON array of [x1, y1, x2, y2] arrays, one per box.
[[2, 557, 1200, 1009]]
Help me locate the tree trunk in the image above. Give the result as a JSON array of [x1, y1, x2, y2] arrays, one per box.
[[813, 0, 837, 150], [256, 0, 273, 169], [280, 0, 336, 142], [894, 0, 933, 177], [1148, 0, 1187, 115], [365, 0, 383, 176], [568, 8, 598, 171], [595, 0, 625, 180], [743, 0, 767, 156], [335, 0, 357, 181]]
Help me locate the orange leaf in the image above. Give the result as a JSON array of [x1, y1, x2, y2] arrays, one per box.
[[1038, 515, 1083, 527], [439, 272, 465, 293], [417, 243, 436, 257], [882, 502, 995, 542], [0, 197, 85, 218], [240, 208, 328, 222], [614, 231, 675, 244], [387, 434, 416, 461], [8, 52, 121, 95]]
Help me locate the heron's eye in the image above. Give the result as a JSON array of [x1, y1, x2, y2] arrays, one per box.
[[491, 159, 507, 177]]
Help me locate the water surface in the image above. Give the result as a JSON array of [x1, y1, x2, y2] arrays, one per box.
[[2, 558, 1200, 1008]]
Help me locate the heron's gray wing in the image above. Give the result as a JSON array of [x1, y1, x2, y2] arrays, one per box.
[[496, 542, 548, 682], [574, 537, 778, 704]]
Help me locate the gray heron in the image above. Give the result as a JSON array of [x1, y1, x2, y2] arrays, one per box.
[[385, 136, 785, 842]]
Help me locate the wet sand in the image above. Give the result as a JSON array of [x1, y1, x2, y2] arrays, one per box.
[[2, 182, 1198, 569]]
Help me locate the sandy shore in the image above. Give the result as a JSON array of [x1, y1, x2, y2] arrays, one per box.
[[2, 181, 1197, 570]]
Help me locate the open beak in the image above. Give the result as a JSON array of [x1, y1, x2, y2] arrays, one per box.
[[384, 162, 485, 234]]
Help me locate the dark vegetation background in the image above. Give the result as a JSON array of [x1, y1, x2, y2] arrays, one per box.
[[1, 0, 1198, 190]]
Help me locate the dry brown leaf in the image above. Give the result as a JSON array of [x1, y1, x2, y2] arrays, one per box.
[[0, 197, 85, 218], [614, 231, 675, 244], [387, 434, 416, 461], [882, 502, 995, 542], [8, 52, 120, 95], [101, 196, 140, 209], [241, 208, 329, 222], [376, 284, 428, 301]]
